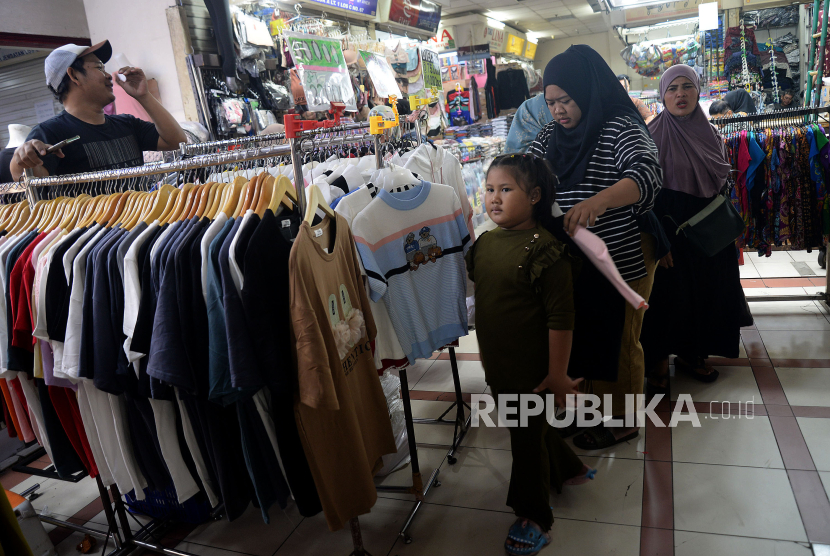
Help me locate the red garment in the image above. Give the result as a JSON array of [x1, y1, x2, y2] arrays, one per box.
[[9, 232, 47, 351], [48, 386, 98, 477], [0, 380, 18, 438], [737, 131, 751, 216], [8, 378, 35, 443]]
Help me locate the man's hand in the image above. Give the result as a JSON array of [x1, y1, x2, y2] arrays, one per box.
[[658, 252, 674, 269], [563, 195, 608, 236], [533, 373, 583, 407], [116, 66, 149, 99], [11, 140, 63, 171]]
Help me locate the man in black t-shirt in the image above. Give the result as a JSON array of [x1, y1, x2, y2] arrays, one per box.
[[10, 40, 186, 180]]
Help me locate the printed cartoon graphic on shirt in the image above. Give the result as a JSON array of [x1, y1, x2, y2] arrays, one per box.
[[328, 285, 368, 364], [404, 226, 444, 271], [404, 227, 445, 270]]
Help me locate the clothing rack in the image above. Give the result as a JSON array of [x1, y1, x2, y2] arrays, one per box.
[[716, 105, 830, 305], [1, 119, 471, 555], [716, 105, 830, 130]]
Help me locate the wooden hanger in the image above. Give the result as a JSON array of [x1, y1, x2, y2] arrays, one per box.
[[200, 182, 219, 219], [266, 175, 296, 214], [7, 205, 31, 236], [182, 184, 203, 220], [254, 175, 274, 217], [43, 197, 69, 232], [239, 175, 259, 216], [161, 184, 192, 224], [142, 183, 174, 225], [11, 200, 44, 235], [304, 183, 334, 225], [206, 182, 227, 219], [221, 178, 246, 218], [232, 179, 252, 219], [193, 183, 213, 219], [115, 191, 144, 228], [64, 197, 91, 231], [127, 190, 153, 229], [0, 203, 16, 231], [33, 197, 57, 231]]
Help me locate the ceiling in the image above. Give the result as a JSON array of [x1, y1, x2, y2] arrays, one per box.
[[434, 0, 611, 39]]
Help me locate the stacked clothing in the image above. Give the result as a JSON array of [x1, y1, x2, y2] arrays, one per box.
[[480, 123, 493, 137], [490, 115, 512, 138]]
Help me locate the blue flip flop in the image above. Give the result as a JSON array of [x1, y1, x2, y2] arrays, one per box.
[[504, 519, 551, 556]]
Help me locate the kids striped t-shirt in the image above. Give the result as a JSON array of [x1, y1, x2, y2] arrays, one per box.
[[352, 181, 471, 363]]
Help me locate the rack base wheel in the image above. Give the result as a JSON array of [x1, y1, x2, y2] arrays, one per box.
[[447, 455, 457, 465], [403, 535, 414, 544], [433, 479, 442, 487], [819, 247, 826, 270]]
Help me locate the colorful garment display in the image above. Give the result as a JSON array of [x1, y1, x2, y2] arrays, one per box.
[[723, 124, 830, 254]]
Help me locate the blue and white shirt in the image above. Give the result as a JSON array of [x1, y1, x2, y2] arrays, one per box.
[[352, 181, 471, 362]]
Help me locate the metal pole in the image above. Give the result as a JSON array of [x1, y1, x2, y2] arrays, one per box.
[[374, 135, 383, 169], [816, 0, 830, 111], [807, 0, 821, 107], [39, 516, 113, 540], [95, 476, 123, 550], [289, 137, 306, 216]]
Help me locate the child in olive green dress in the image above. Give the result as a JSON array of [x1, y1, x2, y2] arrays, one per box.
[[465, 154, 592, 556]]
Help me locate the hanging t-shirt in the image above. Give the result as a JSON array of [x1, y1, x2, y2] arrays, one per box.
[[352, 181, 471, 362], [288, 213, 396, 531]]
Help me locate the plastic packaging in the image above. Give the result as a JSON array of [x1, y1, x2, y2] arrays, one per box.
[[376, 371, 412, 476]]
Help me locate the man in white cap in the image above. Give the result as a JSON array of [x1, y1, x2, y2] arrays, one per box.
[[10, 40, 186, 180]]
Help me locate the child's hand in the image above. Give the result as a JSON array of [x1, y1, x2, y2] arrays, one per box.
[[533, 374, 584, 407]]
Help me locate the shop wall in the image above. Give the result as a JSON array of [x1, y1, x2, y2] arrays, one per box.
[[0, 0, 90, 40], [82, 0, 186, 122], [534, 30, 657, 92]]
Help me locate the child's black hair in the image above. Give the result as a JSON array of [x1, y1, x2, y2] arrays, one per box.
[[486, 153, 558, 229]]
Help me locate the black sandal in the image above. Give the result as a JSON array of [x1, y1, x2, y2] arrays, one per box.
[[572, 426, 639, 451], [675, 357, 720, 384], [646, 358, 671, 397]]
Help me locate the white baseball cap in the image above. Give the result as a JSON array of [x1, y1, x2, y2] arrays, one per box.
[[44, 40, 112, 91]]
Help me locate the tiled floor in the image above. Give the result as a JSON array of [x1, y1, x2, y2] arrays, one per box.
[[2, 259, 830, 556]]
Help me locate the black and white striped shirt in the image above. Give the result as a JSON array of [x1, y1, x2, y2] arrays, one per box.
[[528, 116, 662, 282]]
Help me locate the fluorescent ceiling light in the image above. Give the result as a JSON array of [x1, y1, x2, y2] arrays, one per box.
[[528, 36, 538, 44], [622, 16, 700, 35], [606, 0, 673, 10], [527, 31, 543, 42], [486, 17, 505, 29]]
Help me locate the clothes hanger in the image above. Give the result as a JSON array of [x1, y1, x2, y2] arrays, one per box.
[[184, 184, 205, 219], [142, 183, 174, 225], [233, 177, 255, 218], [221, 177, 246, 218], [157, 188, 181, 224], [163, 183, 194, 224], [304, 182, 334, 225], [207, 182, 228, 220], [267, 175, 293, 214], [200, 182, 219, 219], [254, 175, 274, 217]]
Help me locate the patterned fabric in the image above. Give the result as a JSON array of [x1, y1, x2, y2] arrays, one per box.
[[722, 125, 829, 255]]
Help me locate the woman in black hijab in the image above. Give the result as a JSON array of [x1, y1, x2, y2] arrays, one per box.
[[528, 45, 663, 451], [723, 88, 758, 114]]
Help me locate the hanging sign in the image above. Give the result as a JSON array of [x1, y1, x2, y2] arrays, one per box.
[[484, 27, 506, 53], [428, 27, 455, 51], [698, 2, 718, 30], [306, 0, 378, 16], [286, 32, 357, 111], [420, 48, 442, 90], [524, 41, 537, 60], [360, 50, 402, 98], [455, 23, 490, 62], [505, 34, 525, 55], [387, 0, 442, 34]]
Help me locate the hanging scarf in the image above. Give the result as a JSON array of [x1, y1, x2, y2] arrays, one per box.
[[648, 64, 733, 198], [541, 45, 645, 192]]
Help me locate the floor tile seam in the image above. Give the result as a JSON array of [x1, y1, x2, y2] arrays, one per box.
[[369, 497, 645, 529], [671, 526, 814, 544], [172, 537, 260, 556]]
